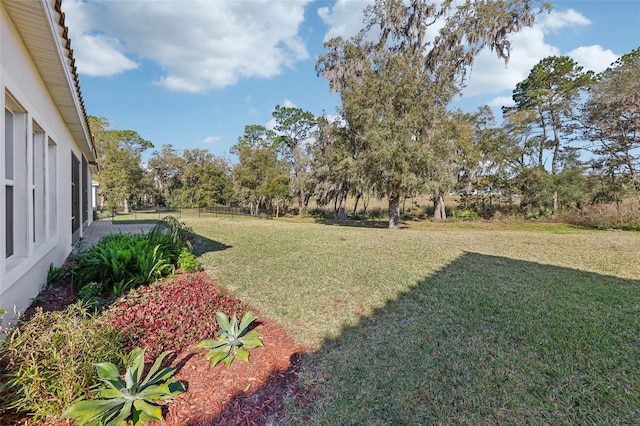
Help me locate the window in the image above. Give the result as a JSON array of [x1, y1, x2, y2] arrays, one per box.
[[4, 100, 29, 259], [82, 156, 88, 226], [32, 121, 45, 247], [5, 93, 28, 261], [47, 138, 57, 238], [71, 153, 80, 239], [5, 108, 14, 258], [4, 91, 57, 264]]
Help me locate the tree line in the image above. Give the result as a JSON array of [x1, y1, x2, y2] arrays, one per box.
[[91, 0, 639, 229]]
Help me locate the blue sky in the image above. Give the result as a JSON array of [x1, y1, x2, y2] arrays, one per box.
[[64, 0, 640, 163]]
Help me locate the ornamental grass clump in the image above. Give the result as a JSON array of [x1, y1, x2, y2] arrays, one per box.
[[148, 215, 194, 263], [0, 302, 123, 420], [104, 273, 247, 358], [62, 347, 185, 426], [197, 311, 263, 368]]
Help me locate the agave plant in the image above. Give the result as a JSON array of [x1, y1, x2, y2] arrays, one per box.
[[62, 348, 185, 426], [197, 311, 263, 368]]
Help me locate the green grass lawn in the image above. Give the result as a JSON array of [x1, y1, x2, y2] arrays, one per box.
[[184, 217, 640, 424]]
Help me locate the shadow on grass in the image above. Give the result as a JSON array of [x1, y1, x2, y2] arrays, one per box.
[[190, 233, 232, 257], [314, 218, 396, 229], [200, 252, 640, 425]]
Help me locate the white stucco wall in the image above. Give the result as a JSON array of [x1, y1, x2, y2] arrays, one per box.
[[0, 4, 93, 328]]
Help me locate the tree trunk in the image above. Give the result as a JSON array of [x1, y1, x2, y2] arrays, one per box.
[[538, 112, 547, 168], [297, 192, 304, 218], [434, 195, 446, 221], [124, 198, 130, 214], [338, 194, 347, 221], [353, 193, 361, 216], [388, 195, 400, 229], [552, 191, 558, 212]]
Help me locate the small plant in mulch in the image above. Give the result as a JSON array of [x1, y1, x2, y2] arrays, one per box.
[[197, 311, 263, 368], [103, 273, 248, 358], [62, 347, 185, 426], [177, 248, 202, 272]]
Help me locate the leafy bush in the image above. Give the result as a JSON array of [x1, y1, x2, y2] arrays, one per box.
[[453, 209, 480, 221], [73, 233, 174, 297], [103, 273, 247, 358], [0, 303, 123, 420], [62, 348, 185, 426], [197, 311, 263, 368], [177, 248, 201, 272]]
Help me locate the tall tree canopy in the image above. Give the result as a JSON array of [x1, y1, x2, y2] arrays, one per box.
[[231, 125, 290, 216], [147, 144, 185, 205], [272, 105, 317, 217], [178, 149, 232, 208], [89, 116, 153, 212], [312, 115, 363, 220], [506, 56, 593, 209], [317, 0, 548, 228], [582, 47, 640, 193]]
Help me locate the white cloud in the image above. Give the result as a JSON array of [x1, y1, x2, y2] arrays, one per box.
[[72, 34, 139, 76], [539, 9, 591, 33], [201, 135, 221, 144], [282, 99, 297, 108], [488, 96, 514, 108], [63, 0, 138, 76], [64, 0, 312, 92], [461, 8, 592, 98], [265, 117, 277, 131], [318, 0, 369, 41], [567, 45, 618, 73], [462, 26, 560, 97]]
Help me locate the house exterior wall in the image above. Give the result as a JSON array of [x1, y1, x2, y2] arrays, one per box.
[[0, 3, 93, 327]]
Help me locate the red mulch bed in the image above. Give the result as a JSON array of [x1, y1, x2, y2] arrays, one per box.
[[0, 268, 312, 425]]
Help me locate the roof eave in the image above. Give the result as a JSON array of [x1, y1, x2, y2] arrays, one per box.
[[3, 0, 97, 162]]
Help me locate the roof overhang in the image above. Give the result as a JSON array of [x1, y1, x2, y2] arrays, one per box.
[[2, 0, 97, 162]]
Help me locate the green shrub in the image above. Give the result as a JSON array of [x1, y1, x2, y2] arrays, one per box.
[[72, 216, 193, 299], [0, 303, 123, 420], [62, 347, 185, 426], [453, 209, 480, 221], [177, 248, 201, 272], [73, 233, 174, 297]]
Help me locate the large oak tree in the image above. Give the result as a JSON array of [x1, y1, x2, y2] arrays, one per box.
[[317, 0, 548, 228]]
